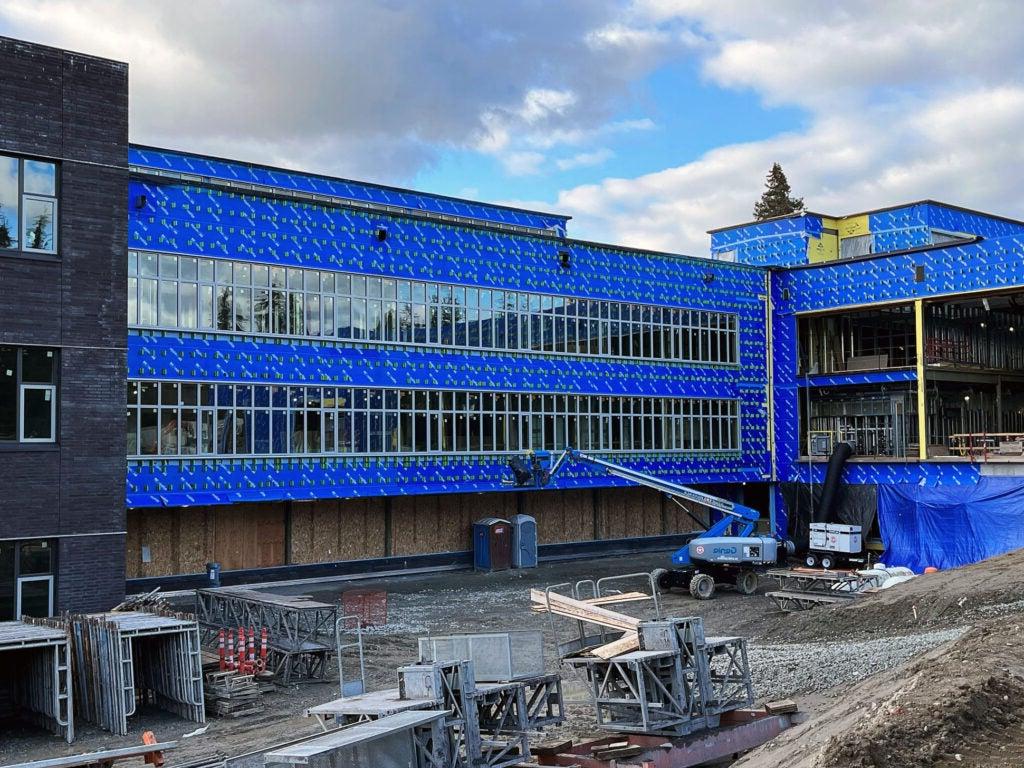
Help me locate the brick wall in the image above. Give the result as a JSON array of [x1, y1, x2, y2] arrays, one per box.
[[0, 36, 127, 612]]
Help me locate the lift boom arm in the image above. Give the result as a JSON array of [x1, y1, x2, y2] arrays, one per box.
[[509, 449, 760, 539]]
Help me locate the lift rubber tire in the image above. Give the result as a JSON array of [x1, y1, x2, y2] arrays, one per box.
[[805, 554, 818, 568], [651, 568, 673, 593], [735, 570, 759, 595], [689, 573, 716, 600], [820, 554, 835, 570]]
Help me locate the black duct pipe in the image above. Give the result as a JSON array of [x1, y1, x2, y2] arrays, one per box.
[[814, 441, 853, 523]]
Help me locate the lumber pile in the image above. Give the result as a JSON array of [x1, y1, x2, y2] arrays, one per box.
[[529, 589, 641, 658], [529, 591, 651, 612], [112, 587, 168, 612], [204, 671, 263, 718]]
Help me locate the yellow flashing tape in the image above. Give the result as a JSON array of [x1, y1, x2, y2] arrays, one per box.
[[807, 233, 839, 263], [837, 214, 870, 238]]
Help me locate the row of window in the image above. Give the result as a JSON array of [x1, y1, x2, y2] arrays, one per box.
[[128, 252, 740, 364], [0, 155, 58, 255], [0, 347, 58, 443], [127, 381, 742, 458]]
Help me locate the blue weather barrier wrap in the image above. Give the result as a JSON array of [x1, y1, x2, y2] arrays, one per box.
[[879, 478, 1024, 572]]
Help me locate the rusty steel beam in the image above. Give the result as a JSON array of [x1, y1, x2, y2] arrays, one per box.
[[534, 711, 792, 767]]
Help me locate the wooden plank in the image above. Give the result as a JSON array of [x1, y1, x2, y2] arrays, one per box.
[[590, 631, 640, 659], [530, 592, 650, 612], [529, 590, 640, 631], [765, 699, 798, 715]]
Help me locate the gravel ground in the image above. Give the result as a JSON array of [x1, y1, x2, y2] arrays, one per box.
[[747, 627, 966, 702]]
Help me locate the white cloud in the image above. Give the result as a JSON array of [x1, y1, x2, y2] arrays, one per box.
[[556, 148, 615, 171], [501, 151, 547, 177], [0, 1, 666, 181], [2, 0, 1020, 253], [537, 2, 1024, 255]]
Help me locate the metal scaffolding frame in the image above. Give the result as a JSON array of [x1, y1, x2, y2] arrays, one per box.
[[0, 619, 74, 743], [566, 616, 754, 737], [194, 588, 337, 683], [70, 610, 205, 736], [307, 657, 563, 768], [265, 709, 451, 768]]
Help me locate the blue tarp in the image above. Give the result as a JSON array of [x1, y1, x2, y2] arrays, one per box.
[[879, 477, 1024, 572]]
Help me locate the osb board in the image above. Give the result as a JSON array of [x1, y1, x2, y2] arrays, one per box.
[[391, 495, 440, 555], [289, 499, 386, 564], [203, 503, 286, 572], [390, 492, 508, 555], [523, 489, 594, 544], [597, 487, 664, 539], [127, 504, 286, 576], [664, 497, 710, 534], [126, 508, 178, 578]]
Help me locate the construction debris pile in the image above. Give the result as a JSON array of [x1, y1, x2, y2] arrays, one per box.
[[204, 672, 263, 718]]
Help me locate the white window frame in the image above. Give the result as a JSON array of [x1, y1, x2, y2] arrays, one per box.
[[19, 383, 57, 442], [16, 574, 54, 618], [21, 194, 58, 255]]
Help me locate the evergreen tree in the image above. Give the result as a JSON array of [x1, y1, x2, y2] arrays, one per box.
[[0, 207, 11, 248], [753, 163, 804, 220]]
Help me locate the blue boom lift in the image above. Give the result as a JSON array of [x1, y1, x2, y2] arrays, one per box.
[[507, 449, 792, 599]]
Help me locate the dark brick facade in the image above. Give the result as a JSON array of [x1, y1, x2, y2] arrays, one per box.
[[0, 37, 128, 612]]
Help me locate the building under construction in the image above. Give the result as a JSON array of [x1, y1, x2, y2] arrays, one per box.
[[2, 37, 1024, 610]]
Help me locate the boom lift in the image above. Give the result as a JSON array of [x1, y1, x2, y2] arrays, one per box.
[[507, 449, 792, 599]]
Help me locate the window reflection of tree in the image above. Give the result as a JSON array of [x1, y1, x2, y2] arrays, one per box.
[[28, 211, 50, 251]]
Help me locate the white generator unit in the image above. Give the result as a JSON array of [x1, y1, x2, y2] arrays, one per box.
[[807, 523, 863, 569]]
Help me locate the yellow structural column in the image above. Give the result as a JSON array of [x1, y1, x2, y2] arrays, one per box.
[[915, 299, 927, 460]]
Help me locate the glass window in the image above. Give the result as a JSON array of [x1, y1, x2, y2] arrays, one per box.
[[0, 347, 15, 440], [0, 348, 58, 443], [21, 385, 55, 441], [21, 348, 55, 383], [0, 157, 58, 256], [180, 256, 198, 281], [0, 155, 19, 250], [19, 540, 53, 575], [23, 161, 56, 196], [22, 196, 56, 253]]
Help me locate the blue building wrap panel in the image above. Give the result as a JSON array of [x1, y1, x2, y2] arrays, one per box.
[[126, 452, 768, 509], [710, 214, 820, 267], [127, 171, 771, 507], [130, 146, 569, 234], [775, 234, 1024, 313], [770, 228, 1024, 524], [128, 180, 764, 309]]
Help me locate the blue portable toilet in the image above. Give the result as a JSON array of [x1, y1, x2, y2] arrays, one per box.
[[473, 518, 512, 571], [511, 514, 538, 568]]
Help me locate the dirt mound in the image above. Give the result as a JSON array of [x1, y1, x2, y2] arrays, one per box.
[[751, 548, 1024, 644], [735, 619, 1024, 768]]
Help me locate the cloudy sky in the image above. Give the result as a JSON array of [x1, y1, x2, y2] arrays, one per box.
[[2, 1, 1022, 255]]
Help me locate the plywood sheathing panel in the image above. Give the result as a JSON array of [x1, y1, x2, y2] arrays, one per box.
[[289, 499, 386, 564], [596, 486, 669, 539], [125, 509, 142, 579], [127, 503, 287, 576], [289, 501, 316, 564]]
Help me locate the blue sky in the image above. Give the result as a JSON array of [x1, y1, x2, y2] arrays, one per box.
[[414, 58, 807, 204], [1, 1, 1022, 254]]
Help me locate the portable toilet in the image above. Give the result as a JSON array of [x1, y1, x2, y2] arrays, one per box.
[[473, 518, 512, 571], [511, 514, 538, 569]]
